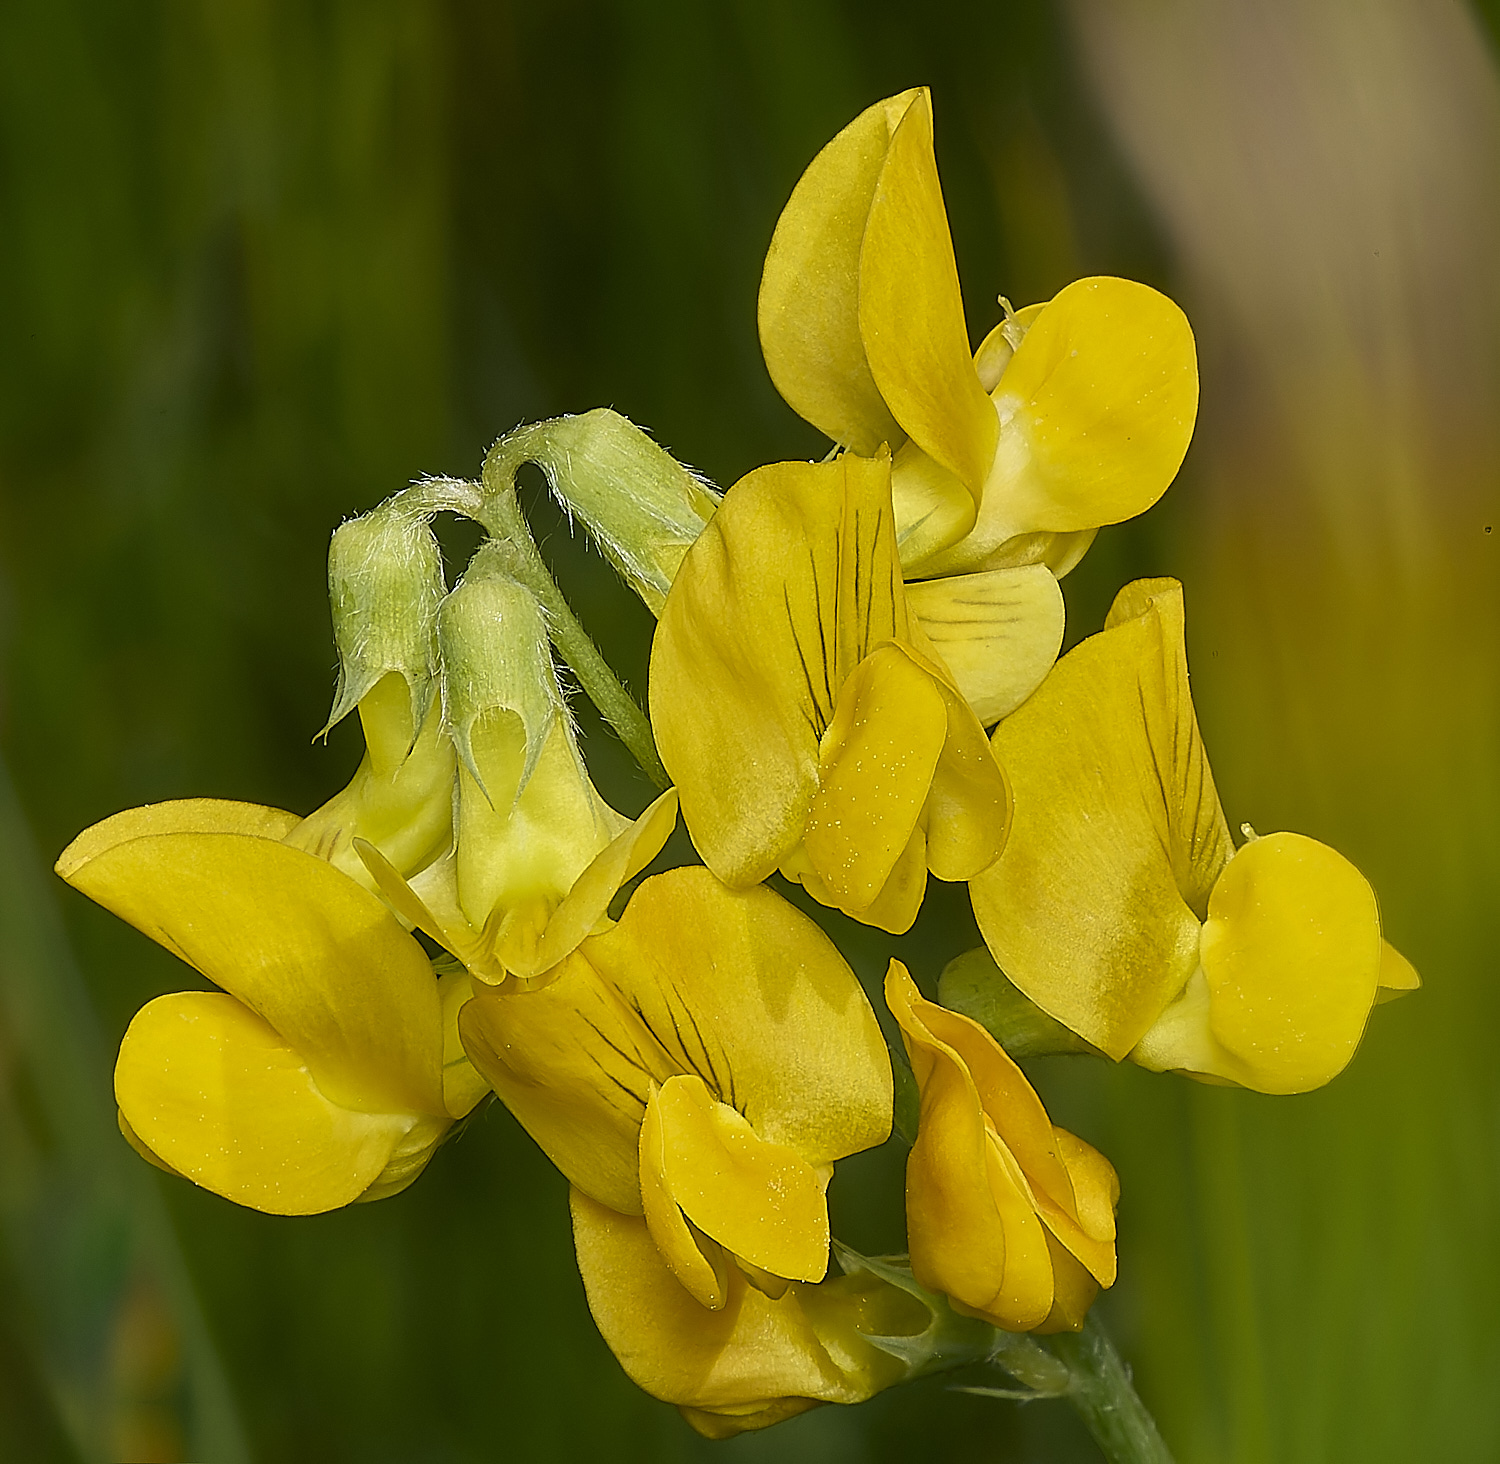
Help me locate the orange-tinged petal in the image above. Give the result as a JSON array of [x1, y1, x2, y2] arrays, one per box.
[[1199, 832, 1382, 1094], [758, 90, 919, 454], [116, 992, 429, 1216], [887, 965, 1009, 1315], [62, 831, 445, 1117], [978, 1134, 1056, 1332], [860, 91, 997, 499], [648, 1074, 829, 1285]]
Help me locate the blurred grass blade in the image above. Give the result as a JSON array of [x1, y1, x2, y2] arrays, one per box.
[[0, 756, 251, 1464]]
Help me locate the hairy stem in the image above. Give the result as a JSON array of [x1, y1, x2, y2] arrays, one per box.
[[1049, 1314, 1175, 1464], [476, 485, 670, 790]]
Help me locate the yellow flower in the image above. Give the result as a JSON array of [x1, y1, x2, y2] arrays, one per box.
[[758, 87, 1198, 582], [570, 1189, 927, 1438], [351, 561, 678, 984], [55, 799, 487, 1215], [886, 961, 1118, 1333], [459, 866, 893, 1306], [648, 450, 1010, 932], [970, 578, 1420, 1094]]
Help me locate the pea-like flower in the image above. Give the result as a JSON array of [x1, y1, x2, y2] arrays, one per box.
[[970, 578, 1419, 1093], [459, 866, 893, 1305], [649, 450, 1009, 932], [887, 961, 1118, 1333], [56, 799, 488, 1215], [759, 87, 1198, 581]]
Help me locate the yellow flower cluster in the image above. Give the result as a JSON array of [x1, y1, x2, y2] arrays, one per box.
[[56, 87, 1415, 1437]]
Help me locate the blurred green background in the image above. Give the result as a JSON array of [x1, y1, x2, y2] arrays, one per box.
[[4, 1, 1500, 1459]]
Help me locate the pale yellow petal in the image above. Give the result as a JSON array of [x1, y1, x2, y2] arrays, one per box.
[[907, 565, 1065, 725], [758, 90, 919, 453], [56, 799, 300, 879], [521, 788, 679, 978], [972, 578, 1233, 1057], [64, 833, 445, 1116], [1199, 832, 1382, 1094], [116, 992, 425, 1216], [860, 90, 997, 498]]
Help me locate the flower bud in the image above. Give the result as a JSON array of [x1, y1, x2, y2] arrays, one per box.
[[322, 504, 445, 757], [484, 409, 718, 615], [436, 554, 624, 962]]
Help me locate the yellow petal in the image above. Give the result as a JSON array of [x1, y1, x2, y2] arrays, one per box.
[[1043, 1128, 1119, 1287], [647, 1074, 829, 1285], [914, 645, 1012, 882], [287, 677, 455, 894], [802, 644, 947, 916], [906, 565, 1065, 725], [758, 90, 919, 454], [463, 870, 890, 1209], [56, 798, 300, 879], [640, 1081, 730, 1309], [1377, 939, 1421, 1001], [889, 438, 984, 571], [901, 982, 1076, 1209], [456, 713, 625, 947], [972, 577, 1234, 1057], [978, 1134, 1057, 1332], [1199, 832, 1383, 1094], [437, 968, 491, 1120], [116, 992, 430, 1215], [63, 832, 445, 1117], [986, 276, 1197, 538], [1032, 1233, 1101, 1336], [885, 964, 1011, 1318], [570, 1189, 920, 1434], [459, 950, 674, 1214], [586, 868, 893, 1167], [651, 453, 905, 886], [519, 787, 679, 978], [860, 90, 998, 499]]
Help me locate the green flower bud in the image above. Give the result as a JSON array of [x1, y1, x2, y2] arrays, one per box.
[[323, 504, 446, 758], [484, 409, 718, 615], [436, 552, 624, 947]]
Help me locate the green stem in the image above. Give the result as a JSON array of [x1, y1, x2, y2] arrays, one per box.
[[1048, 1315, 1176, 1464], [475, 485, 670, 790]]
